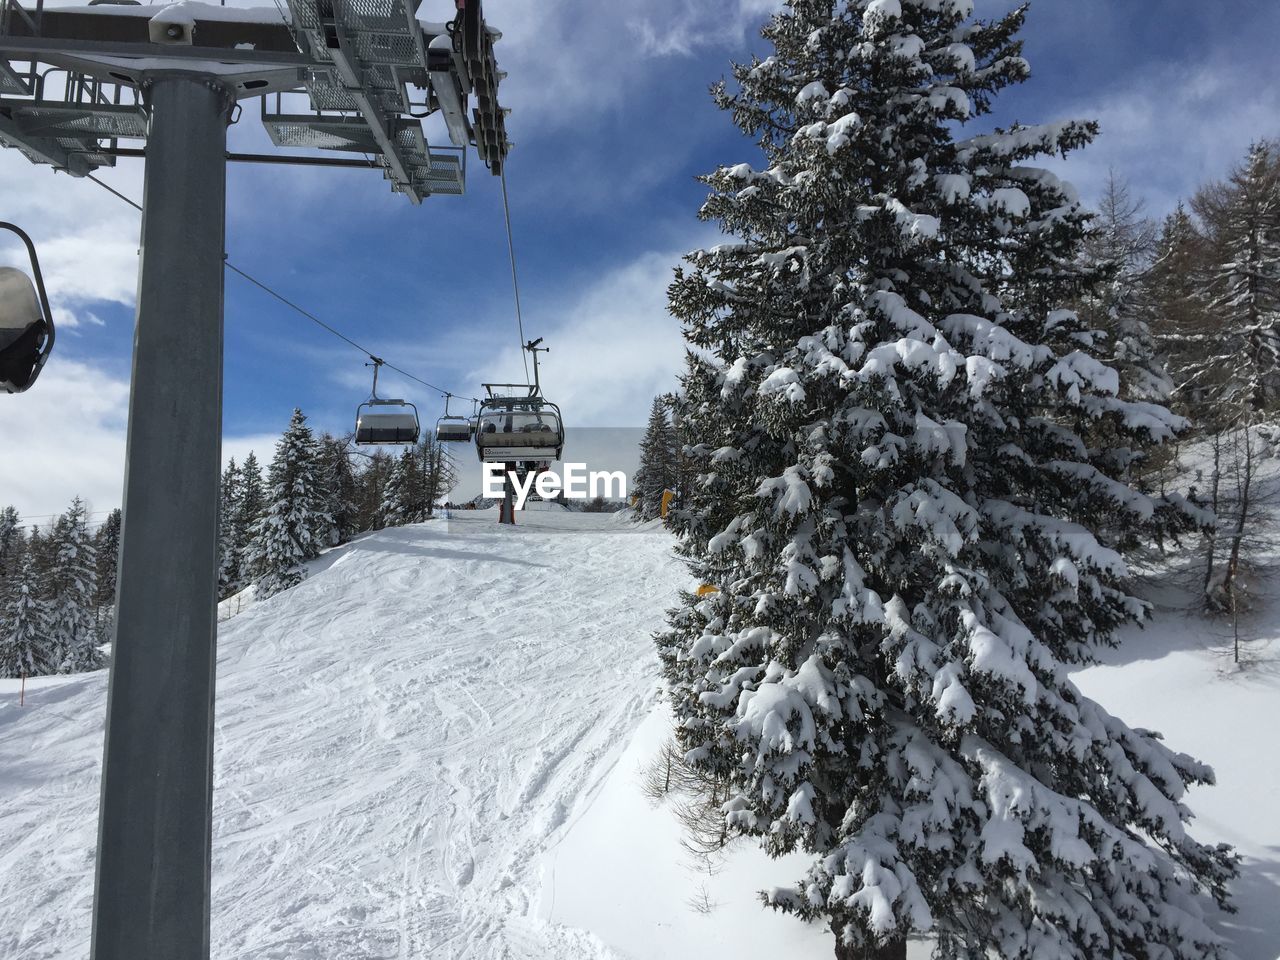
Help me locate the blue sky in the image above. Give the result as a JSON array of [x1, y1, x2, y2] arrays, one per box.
[[2, 0, 1279, 519]]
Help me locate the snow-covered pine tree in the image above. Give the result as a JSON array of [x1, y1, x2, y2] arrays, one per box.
[[318, 433, 360, 545], [1188, 141, 1280, 421], [217, 459, 243, 599], [0, 510, 25, 672], [25, 525, 52, 582], [250, 410, 332, 599], [355, 449, 395, 530], [235, 451, 266, 560], [93, 507, 121, 610], [0, 505, 21, 579], [419, 434, 456, 515], [1145, 203, 1209, 416], [633, 396, 680, 520], [657, 3, 1235, 958], [1079, 171, 1171, 403], [0, 552, 50, 678], [47, 498, 99, 673], [380, 446, 429, 526]]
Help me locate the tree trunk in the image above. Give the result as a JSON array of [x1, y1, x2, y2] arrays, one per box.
[[1223, 425, 1254, 663], [831, 923, 907, 960], [1202, 432, 1222, 604]]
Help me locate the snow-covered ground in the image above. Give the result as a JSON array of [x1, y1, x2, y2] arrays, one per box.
[[1075, 585, 1280, 960], [1, 507, 683, 959], [540, 574, 1280, 960], [1, 504, 1278, 959]]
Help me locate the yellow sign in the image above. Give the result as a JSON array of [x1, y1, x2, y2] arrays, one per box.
[[660, 489, 675, 518], [696, 584, 719, 597]]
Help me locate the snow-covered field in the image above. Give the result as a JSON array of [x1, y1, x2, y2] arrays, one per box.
[[1, 505, 1277, 959]]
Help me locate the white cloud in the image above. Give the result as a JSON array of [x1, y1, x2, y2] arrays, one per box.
[[1033, 56, 1280, 216], [0, 355, 287, 520], [222, 434, 282, 472], [627, 0, 779, 58], [0, 154, 143, 311], [445, 0, 776, 132], [464, 246, 696, 427], [0, 357, 129, 520]]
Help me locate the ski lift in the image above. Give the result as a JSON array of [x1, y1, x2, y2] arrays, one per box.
[[354, 358, 420, 445], [0, 222, 55, 394], [435, 393, 474, 443], [474, 338, 564, 462]]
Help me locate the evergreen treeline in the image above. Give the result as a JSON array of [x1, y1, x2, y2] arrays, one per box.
[[221, 408, 457, 600], [0, 499, 113, 679], [1137, 143, 1280, 614], [0, 408, 456, 676], [631, 395, 694, 521], [1048, 142, 1280, 617]]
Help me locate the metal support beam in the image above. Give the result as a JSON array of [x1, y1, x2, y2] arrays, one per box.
[[499, 461, 516, 524], [91, 71, 232, 960], [101, 144, 384, 168]]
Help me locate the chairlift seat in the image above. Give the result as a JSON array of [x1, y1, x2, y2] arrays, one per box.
[[475, 368, 565, 464]]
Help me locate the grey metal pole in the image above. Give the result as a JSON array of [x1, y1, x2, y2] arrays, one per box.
[[500, 461, 517, 524], [91, 72, 233, 960]]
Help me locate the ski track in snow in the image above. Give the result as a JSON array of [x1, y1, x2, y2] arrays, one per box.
[[0, 509, 682, 960]]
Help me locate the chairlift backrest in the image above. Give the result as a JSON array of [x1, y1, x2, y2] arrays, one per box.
[[0, 267, 40, 332], [435, 393, 474, 443], [436, 417, 473, 443], [355, 398, 420, 446], [0, 221, 55, 394]]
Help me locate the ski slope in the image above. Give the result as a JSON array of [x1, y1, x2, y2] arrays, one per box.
[[0, 508, 686, 960]]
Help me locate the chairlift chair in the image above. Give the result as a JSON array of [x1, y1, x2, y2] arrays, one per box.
[[0, 222, 54, 394], [474, 340, 565, 463], [354, 359, 420, 445], [435, 394, 474, 443], [474, 384, 564, 463]]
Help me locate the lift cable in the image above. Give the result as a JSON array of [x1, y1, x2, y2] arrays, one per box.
[[84, 173, 479, 402], [498, 167, 530, 384]]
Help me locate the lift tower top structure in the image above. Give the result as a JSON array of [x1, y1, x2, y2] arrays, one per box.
[[0, 0, 509, 199], [0, 2, 511, 959]]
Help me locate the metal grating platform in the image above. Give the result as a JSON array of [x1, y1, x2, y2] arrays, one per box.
[[9, 102, 146, 138], [263, 113, 379, 152], [0, 60, 28, 95], [414, 151, 463, 194], [305, 72, 357, 111]]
